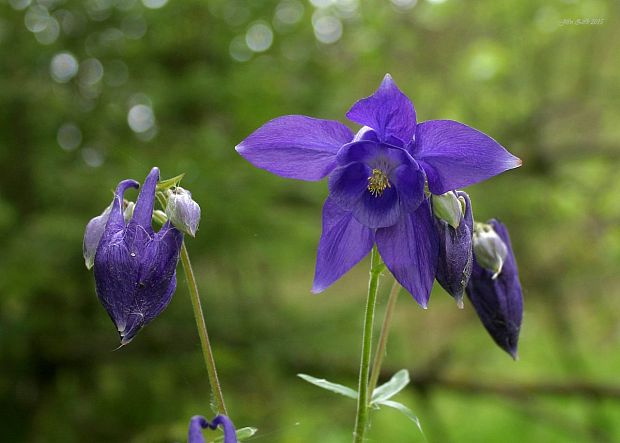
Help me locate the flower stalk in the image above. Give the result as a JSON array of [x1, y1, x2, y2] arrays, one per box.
[[180, 242, 229, 416], [353, 247, 383, 443], [368, 279, 401, 396]]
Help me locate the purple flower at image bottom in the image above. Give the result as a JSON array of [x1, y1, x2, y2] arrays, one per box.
[[237, 74, 520, 307], [88, 167, 183, 345], [188, 415, 237, 443]]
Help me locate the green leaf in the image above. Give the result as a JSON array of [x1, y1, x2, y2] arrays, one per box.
[[371, 369, 410, 404], [156, 173, 185, 191], [213, 427, 258, 442], [297, 374, 358, 399], [377, 400, 424, 436]]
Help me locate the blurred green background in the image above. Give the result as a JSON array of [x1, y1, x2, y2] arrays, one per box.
[[1, 0, 619, 441]]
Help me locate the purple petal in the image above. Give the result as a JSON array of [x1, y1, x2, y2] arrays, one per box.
[[434, 191, 473, 306], [413, 120, 521, 194], [353, 184, 401, 228], [312, 198, 374, 293], [236, 115, 353, 181], [375, 200, 439, 308], [107, 179, 140, 230], [328, 162, 371, 211], [132, 167, 159, 227], [346, 74, 416, 144], [188, 416, 209, 443], [467, 219, 523, 358], [188, 415, 238, 443], [211, 415, 238, 443], [392, 163, 425, 213], [83, 204, 112, 270], [336, 140, 415, 168]]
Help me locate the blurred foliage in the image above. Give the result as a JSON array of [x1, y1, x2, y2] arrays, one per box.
[[1, 0, 620, 442]]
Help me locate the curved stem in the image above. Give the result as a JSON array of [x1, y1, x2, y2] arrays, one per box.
[[368, 279, 401, 396], [180, 242, 228, 416], [353, 248, 383, 443]]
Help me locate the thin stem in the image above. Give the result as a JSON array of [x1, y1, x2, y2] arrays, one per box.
[[353, 248, 383, 443], [180, 242, 228, 416], [368, 279, 401, 396]]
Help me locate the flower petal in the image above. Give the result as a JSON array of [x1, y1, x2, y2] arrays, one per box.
[[312, 198, 374, 293], [132, 167, 159, 228], [392, 163, 425, 213], [346, 74, 416, 144], [413, 120, 521, 194], [375, 199, 439, 308], [352, 184, 400, 228], [328, 162, 371, 211], [83, 203, 112, 270], [236, 115, 353, 181]]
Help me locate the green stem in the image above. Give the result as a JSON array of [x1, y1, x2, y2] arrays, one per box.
[[180, 242, 228, 416], [353, 248, 383, 443], [368, 279, 401, 396]]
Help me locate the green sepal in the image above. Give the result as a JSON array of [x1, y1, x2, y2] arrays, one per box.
[[297, 374, 358, 399], [212, 427, 258, 442], [156, 173, 185, 191], [370, 369, 410, 404]]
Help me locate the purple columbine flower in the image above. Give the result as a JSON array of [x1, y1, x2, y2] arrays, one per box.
[[433, 191, 473, 308], [91, 167, 183, 345], [467, 219, 523, 359], [236, 74, 520, 307], [188, 415, 237, 443]]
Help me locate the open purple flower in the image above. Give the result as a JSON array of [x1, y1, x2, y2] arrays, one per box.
[[92, 167, 183, 345], [236, 74, 520, 307], [434, 191, 474, 308], [467, 219, 523, 358], [188, 415, 237, 443]]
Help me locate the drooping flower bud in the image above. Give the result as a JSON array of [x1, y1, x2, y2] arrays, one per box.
[[188, 415, 238, 443], [433, 191, 473, 308], [166, 187, 201, 237], [83, 204, 112, 270], [467, 219, 523, 359], [92, 167, 183, 345], [473, 222, 508, 279], [431, 191, 464, 229]]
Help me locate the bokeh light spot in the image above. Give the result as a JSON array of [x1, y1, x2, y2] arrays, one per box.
[[50, 52, 79, 83], [312, 14, 342, 44], [246, 22, 274, 53], [57, 123, 82, 151], [128, 104, 155, 133]]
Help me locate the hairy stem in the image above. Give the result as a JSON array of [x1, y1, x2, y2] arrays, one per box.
[[368, 279, 401, 396], [353, 248, 383, 443], [180, 242, 228, 416]]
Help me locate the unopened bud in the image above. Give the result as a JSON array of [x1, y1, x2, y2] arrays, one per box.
[[432, 191, 464, 229], [473, 222, 508, 279], [166, 187, 201, 237]]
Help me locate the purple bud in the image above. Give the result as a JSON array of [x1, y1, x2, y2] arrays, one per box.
[[433, 191, 473, 308], [92, 167, 183, 345], [188, 415, 237, 443], [83, 204, 112, 270], [467, 219, 523, 359], [166, 187, 201, 237]]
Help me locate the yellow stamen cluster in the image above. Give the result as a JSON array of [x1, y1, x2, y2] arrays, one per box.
[[367, 168, 391, 197]]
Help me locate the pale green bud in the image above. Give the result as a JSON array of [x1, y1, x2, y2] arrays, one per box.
[[166, 187, 201, 237], [473, 222, 508, 279], [432, 191, 464, 229]]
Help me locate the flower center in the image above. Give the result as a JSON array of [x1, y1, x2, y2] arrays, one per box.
[[367, 168, 391, 197]]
